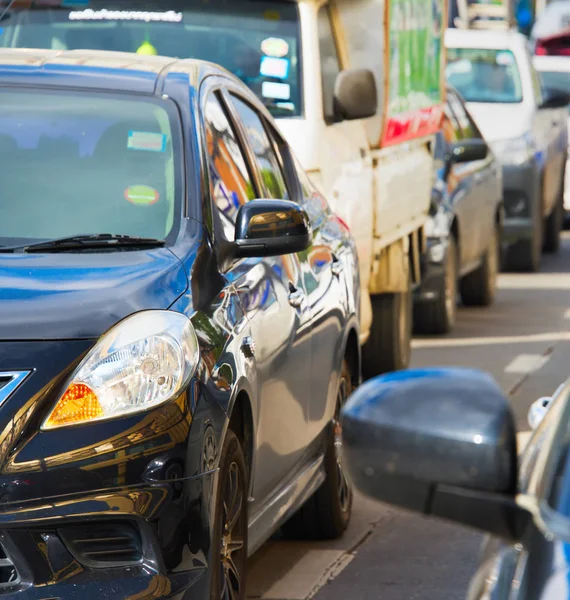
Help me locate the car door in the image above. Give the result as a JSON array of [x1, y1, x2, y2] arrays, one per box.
[[443, 96, 481, 267], [449, 89, 499, 258], [215, 86, 314, 507]]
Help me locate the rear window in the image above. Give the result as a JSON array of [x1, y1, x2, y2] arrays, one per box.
[[446, 47, 523, 104], [0, 89, 182, 247], [0, 0, 302, 118]]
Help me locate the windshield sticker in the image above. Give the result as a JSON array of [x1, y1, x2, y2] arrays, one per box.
[[127, 131, 167, 153], [69, 9, 183, 23], [262, 81, 291, 101], [496, 51, 514, 66], [260, 56, 289, 79], [261, 37, 289, 58], [125, 185, 160, 206]]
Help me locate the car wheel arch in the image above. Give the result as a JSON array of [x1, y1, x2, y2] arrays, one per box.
[[343, 325, 361, 388], [228, 388, 255, 485]]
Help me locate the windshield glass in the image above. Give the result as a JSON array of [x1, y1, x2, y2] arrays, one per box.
[[0, 0, 302, 118], [446, 47, 523, 103], [539, 70, 570, 112], [0, 89, 181, 248]]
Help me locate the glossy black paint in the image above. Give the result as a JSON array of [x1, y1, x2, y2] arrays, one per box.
[[0, 50, 360, 599]]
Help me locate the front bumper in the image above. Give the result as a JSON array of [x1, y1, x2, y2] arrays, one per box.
[[501, 158, 540, 245], [0, 480, 211, 599], [414, 237, 447, 304]]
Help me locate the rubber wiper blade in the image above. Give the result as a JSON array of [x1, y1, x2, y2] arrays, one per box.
[[0, 234, 166, 253]]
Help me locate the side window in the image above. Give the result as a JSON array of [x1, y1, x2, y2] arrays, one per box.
[[318, 5, 341, 122], [443, 102, 462, 142], [204, 93, 255, 240], [229, 94, 289, 200], [448, 91, 479, 140]]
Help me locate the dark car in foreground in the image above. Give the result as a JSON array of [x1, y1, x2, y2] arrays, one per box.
[[0, 48, 361, 599], [414, 87, 503, 334], [341, 367, 570, 599]]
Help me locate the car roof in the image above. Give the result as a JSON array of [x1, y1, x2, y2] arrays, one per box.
[[0, 48, 237, 94], [533, 55, 570, 72], [445, 27, 528, 51]]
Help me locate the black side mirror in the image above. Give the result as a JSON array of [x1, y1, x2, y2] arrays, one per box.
[[333, 68, 378, 122], [234, 199, 311, 258], [447, 139, 489, 164], [540, 87, 570, 109], [341, 367, 529, 541]]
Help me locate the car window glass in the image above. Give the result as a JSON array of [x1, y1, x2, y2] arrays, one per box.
[[0, 89, 180, 245], [529, 57, 544, 105], [443, 102, 462, 142], [292, 155, 329, 230], [318, 5, 341, 122], [204, 93, 255, 241], [229, 94, 289, 200], [447, 91, 478, 139]]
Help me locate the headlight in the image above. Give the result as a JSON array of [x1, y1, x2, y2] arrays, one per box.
[[491, 133, 534, 166], [42, 311, 200, 430]]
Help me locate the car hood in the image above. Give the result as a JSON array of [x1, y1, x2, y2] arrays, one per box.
[[465, 102, 533, 142], [0, 249, 189, 341]]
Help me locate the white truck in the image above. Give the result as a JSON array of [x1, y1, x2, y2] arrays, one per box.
[[273, 0, 446, 376], [0, 0, 447, 376]]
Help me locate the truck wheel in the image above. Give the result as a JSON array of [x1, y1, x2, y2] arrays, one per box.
[[281, 360, 353, 540], [544, 195, 563, 254], [460, 225, 499, 307], [505, 212, 542, 273], [414, 236, 458, 335], [362, 287, 412, 378]]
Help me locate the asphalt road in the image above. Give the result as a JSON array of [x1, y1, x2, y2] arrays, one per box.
[[246, 232, 570, 600]]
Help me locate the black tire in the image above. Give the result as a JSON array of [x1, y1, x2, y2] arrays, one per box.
[[210, 430, 248, 600], [362, 285, 412, 379], [504, 213, 542, 273], [281, 360, 354, 541], [460, 225, 499, 307], [544, 195, 563, 254], [414, 236, 458, 335]]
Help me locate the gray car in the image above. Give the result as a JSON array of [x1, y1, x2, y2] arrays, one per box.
[[446, 28, 569, 272]]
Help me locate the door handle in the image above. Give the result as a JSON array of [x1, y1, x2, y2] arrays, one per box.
[[331, 255, 343, 278], [288, 284, 305, 309]]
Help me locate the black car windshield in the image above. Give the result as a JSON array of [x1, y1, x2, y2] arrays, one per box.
[[0, 0, 302, 118], [0, 89, 182, 248], [446, 48, 524, 103], [539, 70, 570, 113]]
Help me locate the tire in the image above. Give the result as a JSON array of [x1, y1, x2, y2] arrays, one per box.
[[281, 360, 354, 541], [460, 225, 499, 307], [414, 236, 458, 335], [504, 212, 542, 273], [210, 430, 248, 600], [362, 285, 412, 379], [544, 194, 563, 254]]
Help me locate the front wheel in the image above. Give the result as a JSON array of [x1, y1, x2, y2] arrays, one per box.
[[210, 430, 248, 600], [281, 359, 354, 540]]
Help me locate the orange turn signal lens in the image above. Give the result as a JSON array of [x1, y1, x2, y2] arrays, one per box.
[[45, 383, 104, 429]]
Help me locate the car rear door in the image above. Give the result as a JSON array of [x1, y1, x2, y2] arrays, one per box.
[[216, 85, 314, 508]]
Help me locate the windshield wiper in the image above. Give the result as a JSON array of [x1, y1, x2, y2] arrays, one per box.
[[0, 234, 166, 253]]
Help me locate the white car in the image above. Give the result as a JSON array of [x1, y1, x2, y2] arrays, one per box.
[[534, 54, 570, 220], [445, 28, 569, 272]]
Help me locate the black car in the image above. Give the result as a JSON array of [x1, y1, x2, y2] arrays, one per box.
[[0, 49, 362, 599], [414, 87, 504, 334], [341, 367, 570, 600]]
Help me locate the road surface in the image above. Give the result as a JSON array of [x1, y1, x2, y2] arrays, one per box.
[[245, 232, 570, 600]]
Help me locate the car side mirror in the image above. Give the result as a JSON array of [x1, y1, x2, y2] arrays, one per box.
[[539, 87, 570, 109], [341, 367, 529, 541], [447, 139, 489, 164], [233, 199, 311, 259], [333, 68, 378, 122]]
